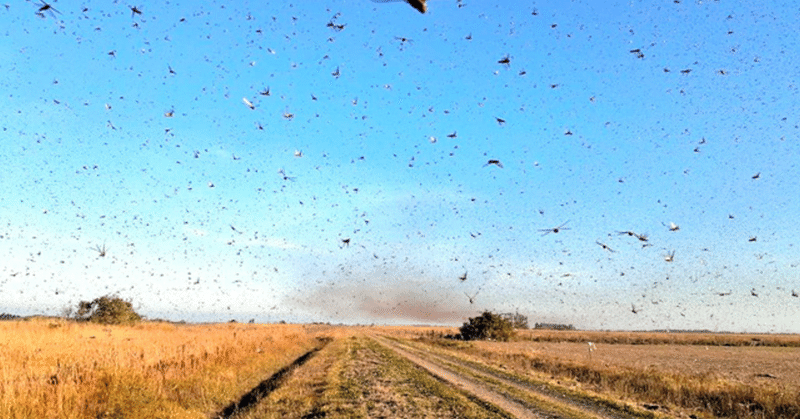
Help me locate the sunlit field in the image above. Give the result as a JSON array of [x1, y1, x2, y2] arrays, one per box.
[[4, 320, 800, 418], [0, 318, 337, 418], [395, 327, 800, 418], [514, 328, 800, 347]]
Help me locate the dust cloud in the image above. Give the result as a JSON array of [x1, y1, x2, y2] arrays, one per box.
[[284, 270, 479, 325]]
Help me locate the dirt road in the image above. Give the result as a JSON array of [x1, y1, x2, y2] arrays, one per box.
[[226, 333, 664, 418], [372, 336, 557, 419], [233, 333, 513, 418], [372, 335, 657, 419]]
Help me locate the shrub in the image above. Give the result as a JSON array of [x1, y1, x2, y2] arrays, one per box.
[[507, 312, 529, 329], [459, 311, 516, 341], [75, 295, 141, 325]]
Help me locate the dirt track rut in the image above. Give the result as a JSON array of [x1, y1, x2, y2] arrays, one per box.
[[373, 336, 550, 419], [373, 335, 651, 419]]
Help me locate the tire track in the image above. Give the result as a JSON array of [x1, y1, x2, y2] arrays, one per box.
[[212, 336, 332, 419], [372, 335, 558, 419], [373, 335, 652, 419]]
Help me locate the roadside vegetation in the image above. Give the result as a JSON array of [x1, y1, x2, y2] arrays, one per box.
[[458, 311, 517, 342], [0, 317, 331, 418], [327, 335, 510, 418]]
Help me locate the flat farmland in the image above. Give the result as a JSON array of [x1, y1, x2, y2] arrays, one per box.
[[3, 319, 800, 418], [388, 328, 800, 418], [0, 318, 339, 418], [479, 340, 800, 391]]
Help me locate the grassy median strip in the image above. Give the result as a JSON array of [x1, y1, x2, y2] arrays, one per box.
[[369, 338, 513, 418], [328, 335, 514, 418]]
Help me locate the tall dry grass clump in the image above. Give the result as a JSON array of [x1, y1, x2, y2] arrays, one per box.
[[0, 318, 333, 418]]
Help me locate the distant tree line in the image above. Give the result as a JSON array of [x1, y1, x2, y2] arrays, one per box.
[[533, 322, 575, 330], [501, 312, 529, 329]]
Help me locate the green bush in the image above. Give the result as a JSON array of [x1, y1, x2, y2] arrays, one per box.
[[75, 295, 141, 325], [459, 311, 515, 341]]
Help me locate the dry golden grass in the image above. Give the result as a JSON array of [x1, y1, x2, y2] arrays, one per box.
[[8, 319, 798, 418], [231, 328, 358, 419], [0, 318, 336, 419]]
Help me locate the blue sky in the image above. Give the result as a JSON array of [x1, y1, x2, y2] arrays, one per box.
[[1, 0, 799, 332]]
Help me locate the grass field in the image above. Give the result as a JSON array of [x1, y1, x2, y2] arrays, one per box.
[[3, 319, 800, 418], [0, 317, 335, 418], [514, 329, 800, 347]]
